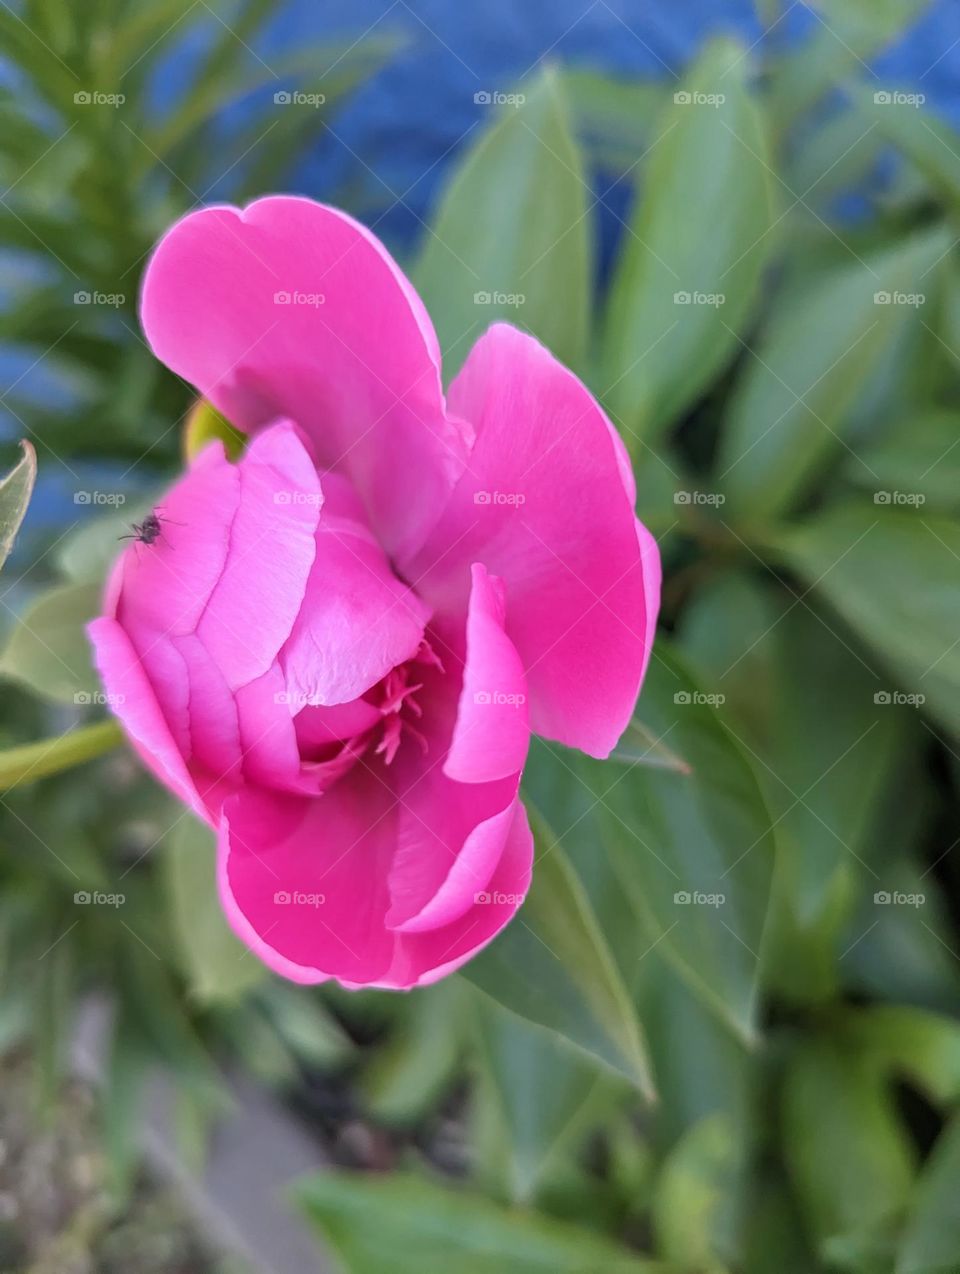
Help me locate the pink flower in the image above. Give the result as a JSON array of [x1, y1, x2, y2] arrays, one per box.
[[89, 197, 660, 989]]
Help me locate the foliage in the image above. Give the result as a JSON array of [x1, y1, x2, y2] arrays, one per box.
[[2, 2, 960, 1273]]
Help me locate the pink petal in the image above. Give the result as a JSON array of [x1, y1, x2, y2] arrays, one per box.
[[140, 196, 471, 561], [408, 324, 660, 759], [279, 483, 431, 707], [217, 774, 398, 985], [195, 421, 320, 689], [443, 563, 529, 784], [87, 617, 205, 821], [392, 798, 534, 988]]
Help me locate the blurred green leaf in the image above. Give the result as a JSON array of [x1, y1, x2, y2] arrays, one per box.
[[359, 980, 463, 1127], [897, 1112, 960, 1274], [463, 808, 655, 1098], [414, 64, 591, 377], [564, 70, 662, 176], [652, 1113, 742, 1271], [0, 441, 36, 572], [843, 408, 960, 512], [602, 38, 775, 444], [843, 1005, 960, 1106], [680, 570, 916, 1003], [774, 504, 960, 736], [472, 993, 613, 1203], [0, 719, 122, 791], [0, 580, 100, 703], [783, 1034, 916, 1259], [296, 1170, 670, 1273], [719, 225, 951, 523], [164, 815, 267, 1004], [592, 645, 776, 1045]]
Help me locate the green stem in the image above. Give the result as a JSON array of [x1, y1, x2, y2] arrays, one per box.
[[0, 719, 124, 790]]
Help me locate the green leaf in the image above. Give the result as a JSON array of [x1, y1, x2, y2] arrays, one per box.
[[56, 502, 151, 584], [0, 580, 100, 703], [564, 70, 662, 177], [609, 716, 692, 774], [295, 1170, 669, 1274], [601, 38, 775, 444], [897, 1113, 960, 1274], [718, 225, 952, 523], [413, 64, 591, 377], [0, 440, 36, 572], [843, 408, 960, 513], [782, 1035, 916, 1257], [652, 1113, 742, 1270], [164, 815, 267, 1004], [773, 503, 960, 736], [183, 398, 246, 463], [679, 570, 917, 1003], [873, 95, 960, 215], [591, 645, 776, 1045], [0, 719, 123, 791], [472, 993, 614, 1203], [463, 807, 655, 1098], [843, 1005, 960, 1106], [359, 980, 463, 1127]]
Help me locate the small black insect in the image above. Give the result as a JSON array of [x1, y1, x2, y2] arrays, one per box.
[[119, 510, 180, 547]]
